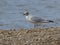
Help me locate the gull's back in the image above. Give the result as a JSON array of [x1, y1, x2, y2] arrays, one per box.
[[31, 16, 45, 23]]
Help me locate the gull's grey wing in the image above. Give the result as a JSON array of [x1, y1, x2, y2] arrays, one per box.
[[31, 17, 45, 22]]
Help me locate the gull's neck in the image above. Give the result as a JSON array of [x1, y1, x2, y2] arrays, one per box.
[[26, 15, 30, 19], [25, 15, 32, 20]]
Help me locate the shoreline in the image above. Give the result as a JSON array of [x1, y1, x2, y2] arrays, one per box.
[[0, 27, 60, 45]]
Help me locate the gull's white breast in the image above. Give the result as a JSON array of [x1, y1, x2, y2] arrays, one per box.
[[26, 15, 33, 22], [26, 15, 32, 21]]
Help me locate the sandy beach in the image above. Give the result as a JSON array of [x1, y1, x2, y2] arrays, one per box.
[[0, 27, 60, 45]]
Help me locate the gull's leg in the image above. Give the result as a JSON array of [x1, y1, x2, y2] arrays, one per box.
[[39, 23, 43, 28], [36, 24, 39, 28], [34, 24, 38, 28], [34, 24, 36, 28], [38, 23, 42, 28], [42, 24, 46, 27]]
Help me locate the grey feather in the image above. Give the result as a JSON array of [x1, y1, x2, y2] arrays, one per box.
[[31, 17, 45, 22]]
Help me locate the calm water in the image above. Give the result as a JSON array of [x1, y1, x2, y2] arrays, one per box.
[[0, 0, 60, 30]]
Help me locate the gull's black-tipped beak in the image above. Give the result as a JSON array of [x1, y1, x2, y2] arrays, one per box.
[[23, 14, 25, 15], [23, 13, 26, 15]]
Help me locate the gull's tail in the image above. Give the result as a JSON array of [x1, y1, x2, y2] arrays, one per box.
[[47, 20, 54, 23]]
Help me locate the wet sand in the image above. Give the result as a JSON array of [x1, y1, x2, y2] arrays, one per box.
[[0, 27, 60, 45]]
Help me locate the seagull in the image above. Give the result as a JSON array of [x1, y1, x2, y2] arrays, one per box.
[[23, 11, 54, 28]]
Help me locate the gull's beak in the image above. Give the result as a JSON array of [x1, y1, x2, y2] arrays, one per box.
[[23, 13, 25, 15]]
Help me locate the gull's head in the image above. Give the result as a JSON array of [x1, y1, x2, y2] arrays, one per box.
[[23, 11, 29, 16]]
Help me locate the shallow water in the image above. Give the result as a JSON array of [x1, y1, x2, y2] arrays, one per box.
[[0, 0, 60, 30]]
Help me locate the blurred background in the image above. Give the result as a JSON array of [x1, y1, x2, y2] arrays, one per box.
[[0, 0, 60, 30]]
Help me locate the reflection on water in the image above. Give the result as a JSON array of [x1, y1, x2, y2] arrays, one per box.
[[0, 0, 60, 30]]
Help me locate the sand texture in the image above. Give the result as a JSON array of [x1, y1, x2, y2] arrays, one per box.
[[0, 27, 60, 45]]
